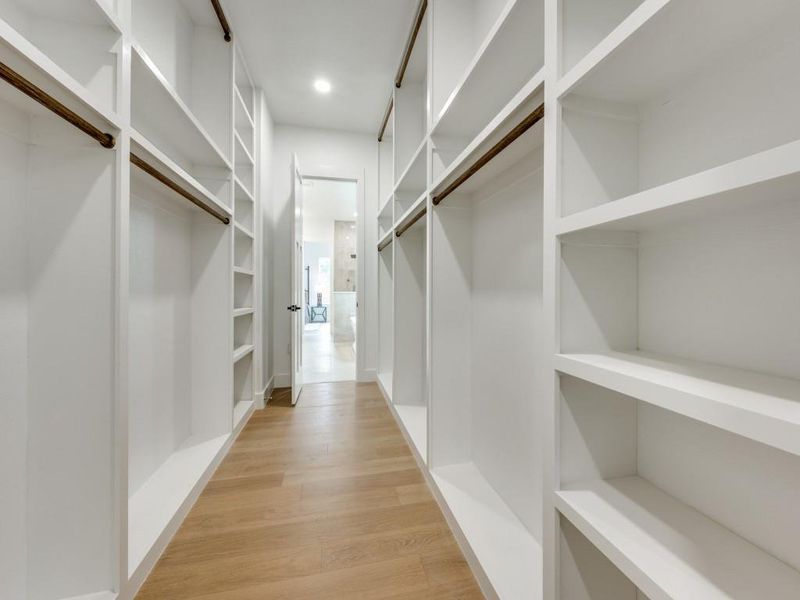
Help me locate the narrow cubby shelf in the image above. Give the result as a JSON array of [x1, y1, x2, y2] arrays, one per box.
[[556, 351, 800, 457], [394, 139, 426, 220], [233, 307, 255, 317], [0, 0, 123, 117], [233, 266, 254, 276], [235, 85, 255, 130], [233, 344, 254, 363], [235, 221, 254, 240], [378, 193, 393, 237], [431, 0, 544, 145], [432, 464, 543, 600], [234, 129, 255, 166], [556, 476, 800, 599], [235, 175, 255, 202]]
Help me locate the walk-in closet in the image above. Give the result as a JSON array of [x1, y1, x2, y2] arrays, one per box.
[[3, 0, 800, 598]]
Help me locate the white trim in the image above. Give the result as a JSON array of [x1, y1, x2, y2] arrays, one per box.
[[274, 372, 291, 388], [259, 375, 275, 408]]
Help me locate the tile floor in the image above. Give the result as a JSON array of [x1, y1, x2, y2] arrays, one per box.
[[303, 322, 356, 383]]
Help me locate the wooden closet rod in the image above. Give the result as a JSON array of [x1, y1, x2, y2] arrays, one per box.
[[0, 61, 115, 148], [210, 0, 232, 42], [432, 103, 545, 206], [378, 97, 393, 142], [130, 153, 231, 225], [377, 235, 393, 252], [394, 0, 427, 88], [395, 206, 427, 238]]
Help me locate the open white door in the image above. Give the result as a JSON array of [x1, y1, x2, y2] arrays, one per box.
[[289, 155, 304, 405]]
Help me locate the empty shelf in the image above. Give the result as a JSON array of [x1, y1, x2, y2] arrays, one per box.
[[556, 476, 800, 600], [394, 404, 427, 463], [233, 400, 254, 432], [555, 351, 800, 456], [233, 344, 255, 363], [557, 139, 800, 235]]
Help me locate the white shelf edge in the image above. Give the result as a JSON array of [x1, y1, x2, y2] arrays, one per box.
[[393, 136, 428, 195], [234, 85, 256, 129], [131, 41, 232, 170], [555, 351, 800, 457], [235, 222, 255, 239], [130, 128, 233, 220], [431, 68, 545, 196], [378, 193, 393, 220], [235, 176, 255, 202], [233, 344, 255, 363], [233, 307, 255, 317], [233, 266, 254, 276], [556, 0, 671, 99], [431, 0, 522, 132], [393, 404, 428, 465], [376, 371, 393, 402], [234, 129, 255, 166], [0, 17, 123, 131], [89, 0, 124, 34], [393, 192, 427, 231], [431, 463, 543, 600], [556, 138, 800, 235], [555, 476, 800, 600]]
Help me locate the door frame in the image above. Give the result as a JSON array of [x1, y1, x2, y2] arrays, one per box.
[[300, 170, 367, 382]]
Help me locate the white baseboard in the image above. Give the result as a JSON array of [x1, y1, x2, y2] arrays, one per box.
[[274, 372, 290, 388], [260, 375, 275, 406]]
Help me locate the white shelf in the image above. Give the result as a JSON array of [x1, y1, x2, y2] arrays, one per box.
[[0, 17, 122, 129], [557, 138, 800, 235], [233, 344, 255, 363], [130, 129, 232, 221], [233, 399, 254, 432], [233, 307, 254, 317], [432, 69, 545, 195], [128, 434, 229, 577], [432, 463, 543, 600], [234, 130, 255, 165], [555, 351, 800, 457], [394, 137, 427, 195], [235, 176, 255, 202], [378, 193, 393, 220], [394, 404, 427, 464], [557, 0, 792, 103], [432, 0, 543, 139], [131, 43, 231, 170], [377, 229, 394, 251], [393, 193, 426, 232], [234, 266, 254, 277], [235, 86, 255, 130], [556, 476, 800, 600], [235, 222, 254, 239]]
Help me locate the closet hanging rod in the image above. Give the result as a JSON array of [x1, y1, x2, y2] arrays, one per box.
[[0, 61, 115, 148], [395, 206, 427, 238], [378, 97, 393, 142], [432, 103, 545, 206], [394, 0, 427, 88], [377, 235, 394, 252], [210, 0, 232, 42], [130, 153, 231, 225]]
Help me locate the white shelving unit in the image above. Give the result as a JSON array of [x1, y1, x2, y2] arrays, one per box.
[[376, 0, 800, 598], [0, 1, 262, 598], [0, 29, 119, 599]]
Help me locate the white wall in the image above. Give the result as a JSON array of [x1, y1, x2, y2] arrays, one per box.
[[269, 124, 379, 384], [259, 93, 275, 397]]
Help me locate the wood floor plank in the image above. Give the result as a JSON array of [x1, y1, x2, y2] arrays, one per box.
[[135, 382, 482, 599]]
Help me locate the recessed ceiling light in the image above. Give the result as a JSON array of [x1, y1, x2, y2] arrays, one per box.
[[313, 79, 331, 94]]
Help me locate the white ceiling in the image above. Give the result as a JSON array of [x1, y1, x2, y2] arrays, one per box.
[[226, 0, 417, 134]]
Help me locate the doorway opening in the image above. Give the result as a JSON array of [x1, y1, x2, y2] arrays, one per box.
[[301, 177, 358, 383]]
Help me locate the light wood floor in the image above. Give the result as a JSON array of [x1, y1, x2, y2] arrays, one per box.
[[136, 382, 483, 599]]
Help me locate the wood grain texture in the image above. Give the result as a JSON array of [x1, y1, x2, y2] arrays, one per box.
[[136, 382, 483, 599]]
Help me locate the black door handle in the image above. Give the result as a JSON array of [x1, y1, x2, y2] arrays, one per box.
[[286, 305, 301, 312]]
